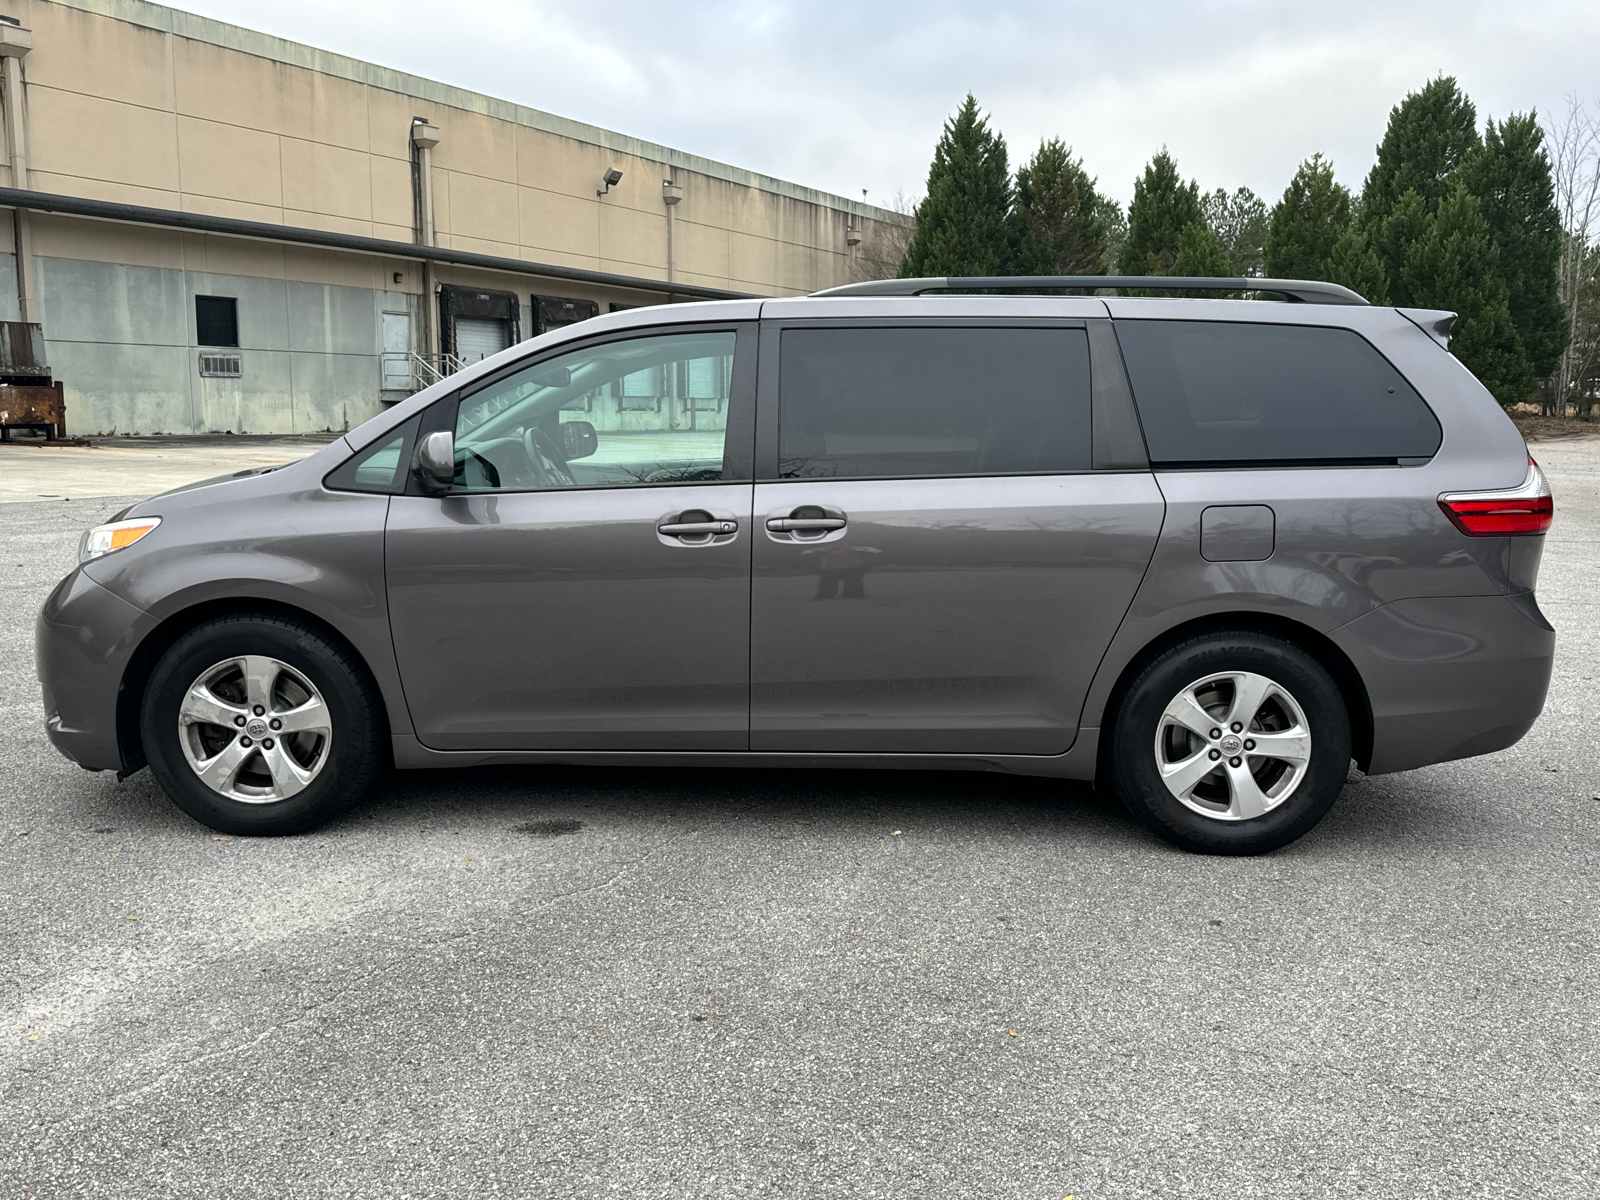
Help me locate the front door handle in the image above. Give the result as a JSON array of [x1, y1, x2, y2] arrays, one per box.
[[659, 519, 738, 536], [765, 517, 846, 532]]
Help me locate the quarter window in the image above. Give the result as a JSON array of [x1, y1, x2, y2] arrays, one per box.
[[1115, 320, 1442, 465], [776, 326, 1093, 480]]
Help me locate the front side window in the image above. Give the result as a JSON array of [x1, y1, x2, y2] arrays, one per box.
[[1115, 320, 1443, 465], [776, 326, 1092, 480], [452, 330, 735, 492]]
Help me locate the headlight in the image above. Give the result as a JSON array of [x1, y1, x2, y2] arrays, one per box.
[[79, 517, 161, 563]]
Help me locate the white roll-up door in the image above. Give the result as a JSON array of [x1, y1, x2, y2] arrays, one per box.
[[455, 318, 510, 364]]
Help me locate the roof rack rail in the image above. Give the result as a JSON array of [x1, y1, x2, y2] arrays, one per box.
[[812, 275, 1370, 306]]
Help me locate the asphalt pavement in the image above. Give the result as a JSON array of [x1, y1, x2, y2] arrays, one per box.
[[2, 440, 1597, 1199]]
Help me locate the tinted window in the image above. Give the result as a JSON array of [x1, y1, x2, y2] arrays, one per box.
[[1116, 320, 1441, 465], [777, 327, 1092, 480], [195, 295, 238, 347], [324, 415, 419, 494], [452, 331, 735, 492]]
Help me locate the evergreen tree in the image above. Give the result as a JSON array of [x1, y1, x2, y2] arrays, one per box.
[[1015, 138, 1109, 274], [1098, 198, 1128, 276], [899, 95, 1030, 278], [1168, 221, 1234, 278], [1120, 149, 1203, 275], [1324, 226, 1389, 303], [1460, 112, 1569, 377], [1361, 76, 1481, 226], [1372, 190, 1432, 307], [1201, 187, 1268, 276], [1264, 153, 1353, 279], [1401, 183, 1533, 405]]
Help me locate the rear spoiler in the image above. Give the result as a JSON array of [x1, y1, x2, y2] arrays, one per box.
[[1398, 308, 1457, 349]]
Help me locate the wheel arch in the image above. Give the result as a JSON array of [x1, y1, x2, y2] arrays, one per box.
[[115, 597, 395, 777], [1093, 611, 1375, 779]]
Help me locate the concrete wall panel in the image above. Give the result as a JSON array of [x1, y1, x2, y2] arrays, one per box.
[[44, 339, 196, 435], [176, 115, 283, 207], [29, 87, 181, 193], [289, 350, 383, 433], [287, 280, 376, 355], [40, 256, 189, 346]]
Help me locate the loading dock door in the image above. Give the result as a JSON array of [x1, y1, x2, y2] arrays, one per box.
[[454, 317, 511, 365]]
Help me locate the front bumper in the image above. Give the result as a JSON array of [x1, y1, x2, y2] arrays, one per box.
[[1331, 591, 1555, 775], [36, 568, 155, 772]]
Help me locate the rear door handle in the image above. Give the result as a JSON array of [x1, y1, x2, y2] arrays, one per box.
[[659, 520, 738, 536], [765, 517, 846, 532]]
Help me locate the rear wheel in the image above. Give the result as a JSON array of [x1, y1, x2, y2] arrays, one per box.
[[1109, 631, 1351, 855], [141, 614, 384, 835]]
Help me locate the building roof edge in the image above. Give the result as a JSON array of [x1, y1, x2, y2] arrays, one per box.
[[47, 0, 898, 221]]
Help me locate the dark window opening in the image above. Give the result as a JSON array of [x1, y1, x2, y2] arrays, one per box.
[[195, 295, 239, 348], [776, 326, 1093, 481], [1115, 320, 1442, 466]]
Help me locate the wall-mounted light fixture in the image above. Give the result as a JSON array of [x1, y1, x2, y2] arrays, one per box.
[[597, 168, 623, 197], [846, 225, 863, 247]]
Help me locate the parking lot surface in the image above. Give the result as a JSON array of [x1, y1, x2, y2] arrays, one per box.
[[2, 439, 1597, 1199], [0, 435, 340, 504]]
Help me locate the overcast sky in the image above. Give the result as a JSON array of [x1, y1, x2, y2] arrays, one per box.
[[171, 0, 1600, 211]]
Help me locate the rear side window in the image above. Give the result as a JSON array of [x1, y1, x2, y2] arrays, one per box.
[[1115, 320, 1442, 466], [777, 326, 1092, 480]]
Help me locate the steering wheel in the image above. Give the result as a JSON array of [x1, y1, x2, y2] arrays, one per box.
[[522, 425, 576, 488]]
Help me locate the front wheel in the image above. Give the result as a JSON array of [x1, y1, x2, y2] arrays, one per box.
[[1109, 631, 1352, 855], [141, 614, 385, 835]]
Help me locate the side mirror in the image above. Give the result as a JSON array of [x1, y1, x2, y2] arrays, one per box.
[[557, 420, 598, 460], [414, 430, 455, 494]]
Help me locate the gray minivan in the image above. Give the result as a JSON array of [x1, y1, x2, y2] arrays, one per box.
[[36, 275, 1555, 855]]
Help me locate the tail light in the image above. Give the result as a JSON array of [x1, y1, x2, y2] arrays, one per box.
[[1438, 457, 1553, 537]]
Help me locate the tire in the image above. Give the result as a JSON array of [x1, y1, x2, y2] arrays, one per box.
[[141, 613, 385, 835], [1108, 630, 1351, 856]]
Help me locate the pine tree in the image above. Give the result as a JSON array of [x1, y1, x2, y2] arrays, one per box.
[[1168, 221, 1233, 278], [1201, 187, 1268, 276], [1324, 226, 1389, 304], [1098, 198, 1128, 276], [1120, 149, 1203, 275], [1401, 183, 1534, 405], [1460, 112, 1569, 378], [1264, 153, 1353, 279], [1362, 76, 1481, 226], [899, 95, 1030, 278], [1015, 138, 1109, 274], [1372, 190, 1432, 307]]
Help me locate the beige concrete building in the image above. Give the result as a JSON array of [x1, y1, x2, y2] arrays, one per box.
[[0, 0, 898, 434]]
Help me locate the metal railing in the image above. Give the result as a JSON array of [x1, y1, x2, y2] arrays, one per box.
[[380, 351, 465, 394]]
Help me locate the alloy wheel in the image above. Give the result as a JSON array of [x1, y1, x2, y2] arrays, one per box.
[[1153, 670, 1312, 821], [177, 655, 333, 803]]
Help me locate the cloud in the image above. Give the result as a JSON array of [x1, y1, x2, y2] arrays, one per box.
[[170, 0, 1600, 207]]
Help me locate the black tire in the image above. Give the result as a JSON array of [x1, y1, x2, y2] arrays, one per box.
[[1108, 630, 1351, 856], [141, 613, 385, 835]]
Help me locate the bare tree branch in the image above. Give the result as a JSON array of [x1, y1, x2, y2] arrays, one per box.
[[851, 191, 918, 282], [1547, 94, 1600, 416]]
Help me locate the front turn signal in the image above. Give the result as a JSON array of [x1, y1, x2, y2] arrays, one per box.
[[79, 517, 161, 563]]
